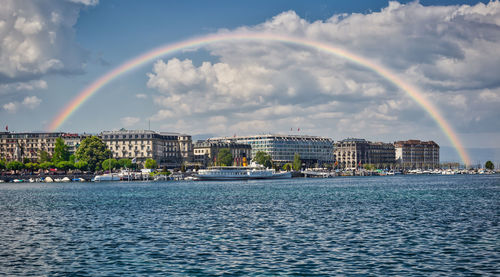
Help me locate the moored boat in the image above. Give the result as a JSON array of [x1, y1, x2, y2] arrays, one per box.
[[196, 166, 291, 180], [93, 173, 120, 182]]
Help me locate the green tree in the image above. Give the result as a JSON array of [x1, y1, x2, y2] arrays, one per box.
[[74, 161, 89, 172], [38, 150, 51, 163], [217, 148, 233, 166], [25, 162, 39, 173], [145, 158, 158, 169], [254, 151, 272, 168], [69, 154, 76, 163], [118, 158, 132, 169], [52, 137, 70, 163], [7, 161, 24, 174], [39, 162, 55, 171], [56, 161, 74, 173], [485, 161, 494, 170], [363, 164, 376, 170], [0, 159, 6, 171], [293, 153, 301, 171], [102, 158, 119, 171], [75, 136, 111, 172], [283, 163, 293, 171]]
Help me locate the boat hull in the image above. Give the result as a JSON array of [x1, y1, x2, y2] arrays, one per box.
[[196, 171, 292, 181]]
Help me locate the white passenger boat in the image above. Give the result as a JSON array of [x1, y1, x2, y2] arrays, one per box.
[[93, 173, 121, 182], [196, 166, 292, 180]]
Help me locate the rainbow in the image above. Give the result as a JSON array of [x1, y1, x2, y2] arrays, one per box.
[[47, 32, 471, 165]]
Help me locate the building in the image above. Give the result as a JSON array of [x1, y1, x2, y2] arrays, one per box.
[[61, 133, 91, 156], [334, 138, 395, 170], [100, 130, 192, 168], [208, 134, 334, 167], [0, 132, 65, 162], [193, 141, 251, 167], [394, 140, 440, 169]]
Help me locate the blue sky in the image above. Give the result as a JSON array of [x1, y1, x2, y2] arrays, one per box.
[[1, 0, 499, 162]]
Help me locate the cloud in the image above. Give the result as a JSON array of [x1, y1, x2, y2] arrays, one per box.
[[3, 95, 42, 113], [135, 93, 148, 99], [0, 80, 47, 92], [120, 116, 140, 127], [22, 95, 42, 109], [145, 2, 500, 144], [3, 102, 17, 113], [67, 0, 99, 5], [0, 0, 89, 83]]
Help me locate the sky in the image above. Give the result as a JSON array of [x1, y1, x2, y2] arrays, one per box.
[[1, 0, 499, 163]]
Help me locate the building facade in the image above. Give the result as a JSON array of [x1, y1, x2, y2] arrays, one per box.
[[394, 140, 440, 169], [0, 132, 65, 162], [61, 133, 91, 156], [334, 138, 395, 170], [193, 141, 252, 167], [209, 134, 334, 167], [100, 130, 192, 168]]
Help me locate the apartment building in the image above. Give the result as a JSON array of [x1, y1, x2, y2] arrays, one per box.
[[394, 140, 440, 169], [334, 138, 395, 170], [193, 141, 251, 167], [0, 132, 64, 162], [100, 130, 192, 168]]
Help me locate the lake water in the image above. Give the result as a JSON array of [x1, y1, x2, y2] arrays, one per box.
[[0, 175, 498, 276]]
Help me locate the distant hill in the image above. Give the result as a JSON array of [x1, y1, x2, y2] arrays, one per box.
[[441, 146, 500, 166]]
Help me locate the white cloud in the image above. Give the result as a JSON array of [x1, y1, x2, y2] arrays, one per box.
[[120, 116, 140, 127], [145, 2, 500, 142], [0, 80, 47, 92], [67, 0, 99, 5], [3, 102, 17, 113], [479, 89, 500, 102], [22, 95, 41, 109], [0, 0, 88, 82], [135, 93, 147, 99], [2, 95, 42, 113]]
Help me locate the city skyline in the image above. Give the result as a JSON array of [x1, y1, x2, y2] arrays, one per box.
[[1, 0, 499, 163]]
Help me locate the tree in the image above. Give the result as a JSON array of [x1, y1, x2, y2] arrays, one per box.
[[217, 148, 233, 166], [363, 164, 376, 170], [145, 158, 157, 169], [293, 153, 301, 171], [56, 161, 74, 173], [7, 161, 24, 174], [25, 162, 39, 173], [74, 161, 89, 172], [52, 137, 70, 163], [75, 136, 111, 172], [283, 163, 293, 171], [39, 162, 55, 171], [254, 151, 272, 168], [102, 159, 119, 171], [485, 161, 494, 170], [0, 159, 6, 171], [118, 158, 132, 169], [38, 150, 51, 163]]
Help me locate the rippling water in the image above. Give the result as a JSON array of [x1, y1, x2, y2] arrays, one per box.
[[0, 175, 499, 275]]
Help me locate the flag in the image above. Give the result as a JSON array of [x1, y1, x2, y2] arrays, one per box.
[[298, 128, 300, 131], [5, 125, 8, 131]]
